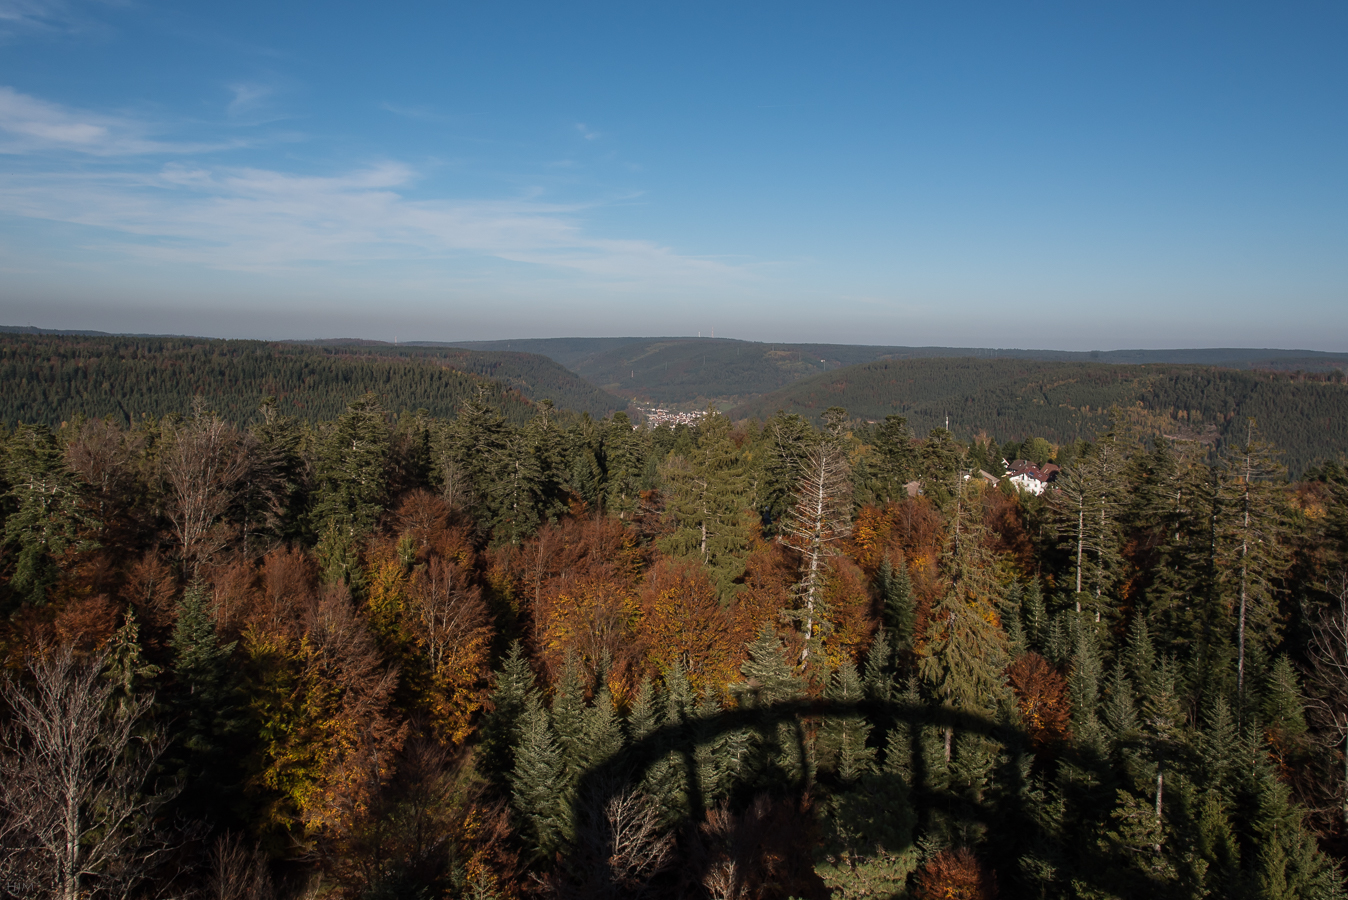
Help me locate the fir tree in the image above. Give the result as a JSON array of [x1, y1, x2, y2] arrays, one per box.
[[876, 557, 916, 654], [510, 693, 571, 859], [657, 412, 753, 599], [477, 642, 539, 789], [168, 581, 242, 818], [819, 662, 876, 783]]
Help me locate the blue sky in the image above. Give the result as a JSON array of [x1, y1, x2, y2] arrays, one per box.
[[0, 2, 1344, 349]]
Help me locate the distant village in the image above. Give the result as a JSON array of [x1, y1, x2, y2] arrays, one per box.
[[635, 406, 708, 427]]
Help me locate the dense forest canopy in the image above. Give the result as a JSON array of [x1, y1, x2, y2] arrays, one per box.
[[0, 334, 625, 427], [733, 357, 1348, 477], [2, 380, 1348, 899]]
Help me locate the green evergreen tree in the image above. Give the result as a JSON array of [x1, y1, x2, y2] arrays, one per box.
[[657, 412, 753, 599], [168, 581, 242, 817], [510, 693, 572, 859], [876, 557, 916, 655], [551, 656, 588, 782], [478, 642, 539, 789], [918, 481, 1010, 761], [819, 662, 876, 783], [2, 424, 87, 604]]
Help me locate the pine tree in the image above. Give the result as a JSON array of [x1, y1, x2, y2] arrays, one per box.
[[510, 693, 571, 859], [657, 412, 752, 599], [918, 480, 1010, 761], [876, 558, 916, 655], [477, 642, 539, 789], [819, 662, 876, 783]]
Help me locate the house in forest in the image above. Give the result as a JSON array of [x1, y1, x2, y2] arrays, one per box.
[[1005, 459, 1059, 495]]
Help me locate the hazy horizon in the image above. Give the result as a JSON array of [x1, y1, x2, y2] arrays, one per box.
[[2, 2, 1345, 350]]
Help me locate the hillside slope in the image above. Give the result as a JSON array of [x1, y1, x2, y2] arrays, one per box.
[[443, 336, 1348, 409], [731, 357, 1348, 475], [0, 335, 624, 427]]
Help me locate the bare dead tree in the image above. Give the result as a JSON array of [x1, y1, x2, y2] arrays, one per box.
[[206, 832, 276, 900], [778, 438, 853, 668], [555, 782, 672, 900], [1306, 571, 1348, 831], [0, 646, 174, 900], [161, 408, 251, 576]]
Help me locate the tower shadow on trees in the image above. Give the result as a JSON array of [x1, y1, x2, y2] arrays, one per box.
[[556, 696, 1162, 899]]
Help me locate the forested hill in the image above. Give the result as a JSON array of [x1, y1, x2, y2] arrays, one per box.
[[731, 357, 1348, 476], [443, 336, 1348, 409], [0, 334, 625, 427]]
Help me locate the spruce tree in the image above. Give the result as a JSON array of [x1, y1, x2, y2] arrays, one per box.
[[168, 581, 241, 818], [477, 642, 538, 789], [918, 480, 1010, 761], [657, 412, 752, 599], [550, 656, 588, 782], [819, 662, 876, 783], [876, 557, 916, 655], [510, 693, 571, 860]]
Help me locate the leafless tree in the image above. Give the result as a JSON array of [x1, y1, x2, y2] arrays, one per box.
[[778, 437, 853, 668], [0, 646, 174, 900], [161, 407, 251, 575], [1306, 571, 1348, 830], [555, 783, 672, 900], [205, 832, 276, 900]]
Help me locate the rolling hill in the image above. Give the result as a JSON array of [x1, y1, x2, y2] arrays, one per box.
[[0, 334, 626, 428], [441, 336, 1348, 409], [730, 357, 1348, 475]]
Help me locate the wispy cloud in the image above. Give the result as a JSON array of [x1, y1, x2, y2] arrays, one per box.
[[0, 0, 103, 38], [0, 86, 238, 155], [0, 88, 754, 293], [381, 101, 446, 123], [0, 159, 747, 286], [226, 82, 273, 117], [574, 122, 599, 141]]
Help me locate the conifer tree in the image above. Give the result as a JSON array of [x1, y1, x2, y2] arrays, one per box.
[[580, 678, 624, 773], [2, 424, 86, 604], [868, 414, 917, 503], [510, 694, 571, 860], [657, 412, 752, 599], [876, 558, 916, 655], [601, 412, 646, 520], [477, 642, 539, 789], [1260, 655, 1309, 752], [310, 393, 392, 539], [104, 606, 160, 721], [918, 480, 1010, 760], [550, 655, 588, 783], [1215, 420, 1290, 699], [780, 422, 853, 667], [1022, 577, 1049, 655], [168, 581, 240, 810], [819, 662, 876, 783]]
